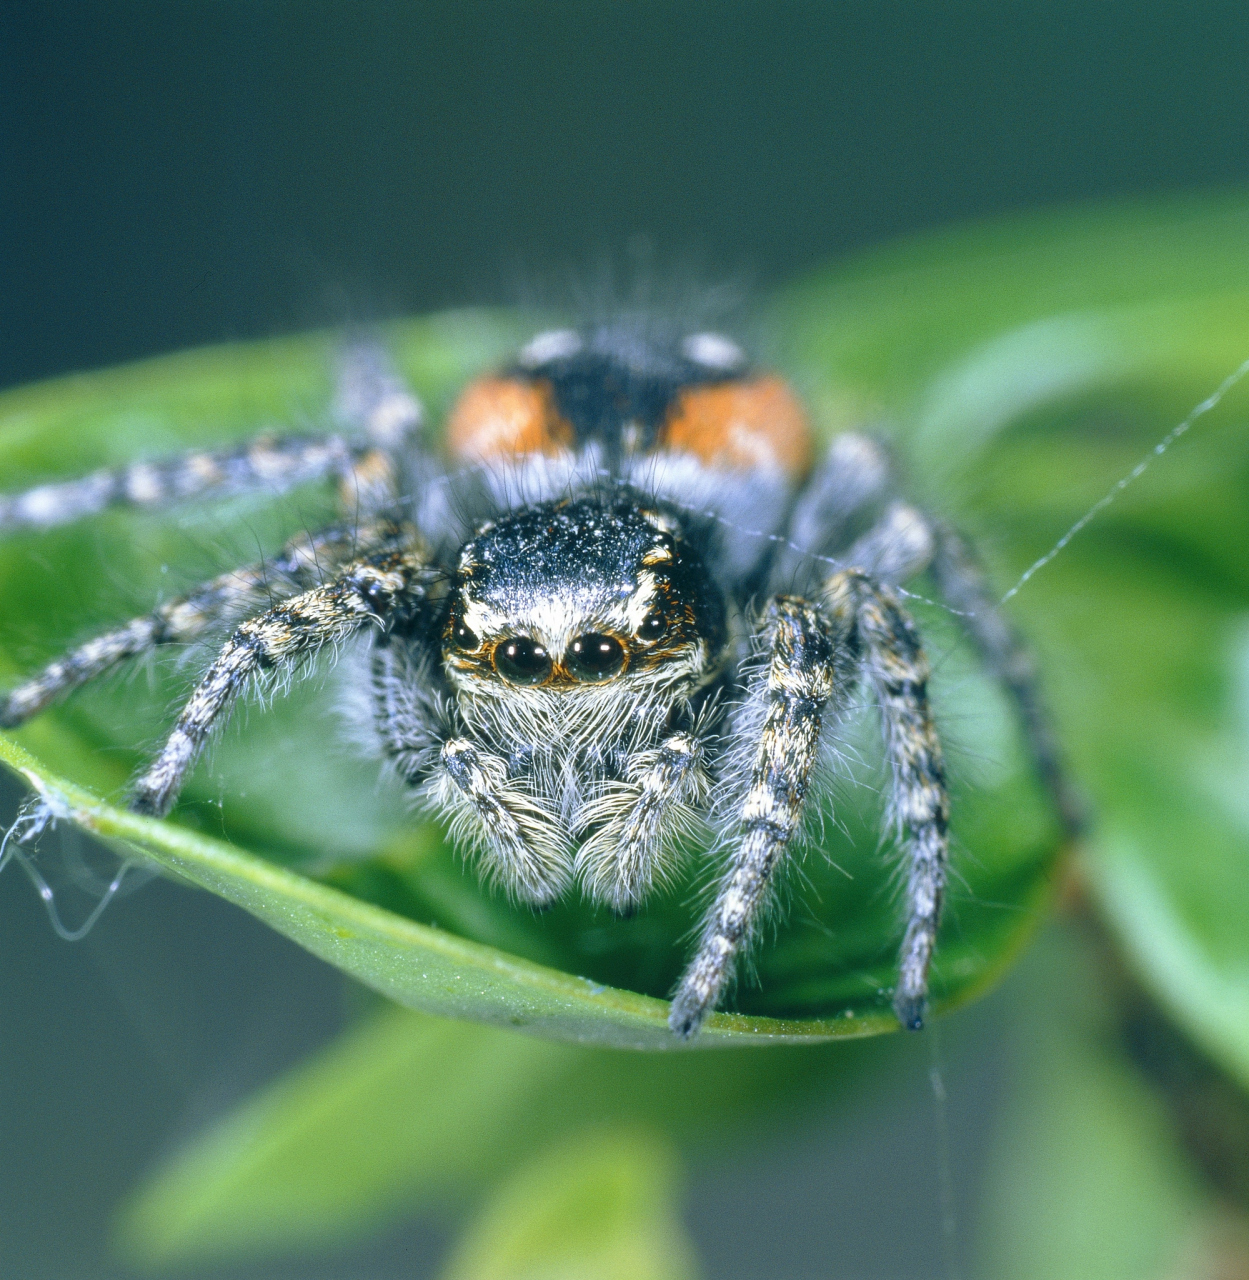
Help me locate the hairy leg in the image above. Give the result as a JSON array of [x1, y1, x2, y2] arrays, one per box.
[[823, 485, 1083, 841], [1, 343, 422, 534], [0, 435, 357, 533], [435, 738, 571, 906], [929, 521, 1086, 838], [669, 598, 849, 1038], [0, 519, 403, 728], [669, 573, 951, 1038], [780, 432, 1080, 833], [130, 530, 431, 817], [824, 569, 950, 1030], [575, 731, 711, 912]]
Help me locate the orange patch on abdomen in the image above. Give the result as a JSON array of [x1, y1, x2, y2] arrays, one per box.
[[445, 377, 574, 463], [658, 376, 813, 480]]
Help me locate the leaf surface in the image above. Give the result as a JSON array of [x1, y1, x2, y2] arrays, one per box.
[[778, 189, 1249, 1086], [7, 191, 1246, 1267], [437, 1127, 701, 1280]]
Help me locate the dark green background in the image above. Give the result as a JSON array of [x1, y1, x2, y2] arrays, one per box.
[[2, 4, 1248, 1278], [7, 1, 1249, 391]]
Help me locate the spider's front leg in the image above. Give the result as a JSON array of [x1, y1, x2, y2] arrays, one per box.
[[0, 519, 402, 729], [130, 531, 432, 817], [575, 731, 711, 912], [669, 598, 851, 1038], [824, 570, 950, 1031], [668, 574, 950, 1038], [436, 739, 572, 906]]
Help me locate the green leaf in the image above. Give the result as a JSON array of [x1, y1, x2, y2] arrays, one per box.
[[0, 299, 1059, 1040], [776, 189, 1249, 1088], [114, 1000, 896, 1265], [116, 1009, 565, 1265], [437, 1127, 700, 1280], [0, 734, 886, 1050]]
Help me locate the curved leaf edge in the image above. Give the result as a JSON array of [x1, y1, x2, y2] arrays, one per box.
[[0, 732, 1052, 1049]]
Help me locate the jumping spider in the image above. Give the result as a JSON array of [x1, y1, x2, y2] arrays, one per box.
[[0, 323, 1079, 1036]]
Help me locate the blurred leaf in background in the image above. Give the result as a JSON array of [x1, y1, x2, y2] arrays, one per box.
[[436, 1127, 700, 1280], [112, 1001, 902, 1266], [4, 191, 1249, 1276], [974, 927, 1211, 1280]]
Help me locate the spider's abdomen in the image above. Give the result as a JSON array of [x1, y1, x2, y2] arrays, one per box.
[[442, 325, 813, 482], [659, 375, 812, 479]]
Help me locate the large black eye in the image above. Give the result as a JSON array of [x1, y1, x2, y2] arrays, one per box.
[[494, 637, 553, 685], [567, 633, 626, 682], [451, 621, 478, 650]]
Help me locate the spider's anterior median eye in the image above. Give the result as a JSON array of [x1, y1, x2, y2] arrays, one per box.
[[494, 637, 553, 685], [567, 633, 626, 682], [452, 622, 479, 650]]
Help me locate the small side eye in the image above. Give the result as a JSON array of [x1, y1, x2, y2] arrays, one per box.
[[494, 637, 553, 686], [452, 622, 479, 650], [638, 612, 666, 641], [567, 633, 626, 682]]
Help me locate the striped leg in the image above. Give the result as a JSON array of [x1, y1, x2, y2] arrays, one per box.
[[0, 520, 403, 728], [930, 521, 1087, 838], [824, 570, 950, 1031], [669, 598, 849, 1038], [0, 435, 352, 533], [668, 575, 950, 1038], [130, 532, 431, 817], [575, 732, 711, 912], [0, 433, 420, 534], [1, 344, 422, 534]]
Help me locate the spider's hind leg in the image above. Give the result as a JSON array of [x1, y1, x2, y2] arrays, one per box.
[[929, 522, 1087, 838], [0, 341, 422, 535]]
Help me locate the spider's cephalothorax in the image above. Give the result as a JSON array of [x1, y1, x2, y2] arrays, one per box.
[[428, 493, 729, 910], [443, 497, 727, 736], [0, 322, 1081, 1037]]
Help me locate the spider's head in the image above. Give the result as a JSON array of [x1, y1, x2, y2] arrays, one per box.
[[442, 496, 726, 713]]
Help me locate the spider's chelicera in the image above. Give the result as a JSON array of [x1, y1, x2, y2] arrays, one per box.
[[0, 323, 1079, 1036]]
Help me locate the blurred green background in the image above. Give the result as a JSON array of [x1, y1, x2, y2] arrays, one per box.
[[4, 4, 1249, 1278]]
